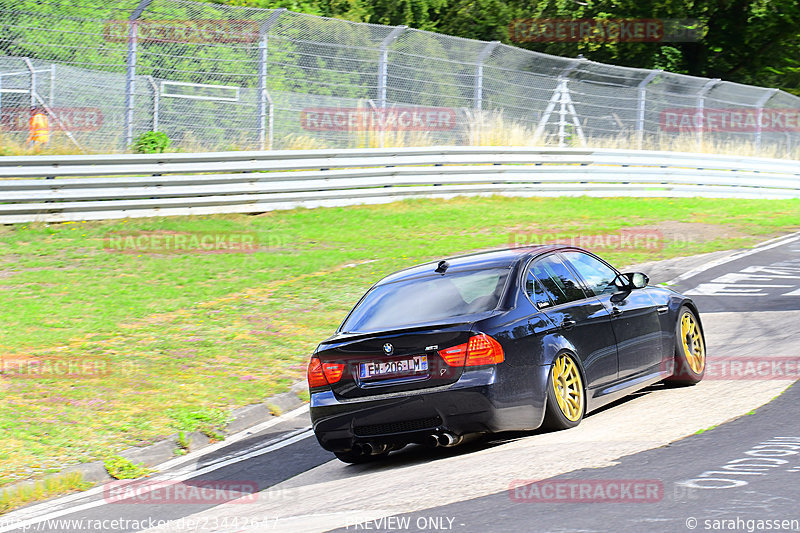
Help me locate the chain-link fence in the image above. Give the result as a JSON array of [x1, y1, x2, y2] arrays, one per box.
[[2, 0, 799, 153]]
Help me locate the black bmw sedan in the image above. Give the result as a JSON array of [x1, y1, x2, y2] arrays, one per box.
[[308, 246, 706, 463]]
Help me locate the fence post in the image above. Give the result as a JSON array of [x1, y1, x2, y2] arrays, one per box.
[[146, 76, 158, 131], [695, 78, 720, 148], [473, 41, 500, 145], [49, 64, 55, 107], [375, 26, 407, 148], [754, 89, 778, 151], [377, 26, 407, 110], [257, 8, 285, 150], [124, 0, 154, 149], [267, 91, 274, 150], [29, 62, 36, 108], [636, 70, 660, 149]]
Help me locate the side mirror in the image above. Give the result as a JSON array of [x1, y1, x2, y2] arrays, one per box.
[[614, 272, 649, 290], [628, 272, 649, 289], [611, 272, 649, 302]]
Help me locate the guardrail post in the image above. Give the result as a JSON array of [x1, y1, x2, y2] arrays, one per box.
[[636, 70, 660, 149], [754, 89, 778, 151], [257, 8, 285, 150], [695, 78, 720, 148], [473, 41, 500, 145], [124, 0, 153, 149]]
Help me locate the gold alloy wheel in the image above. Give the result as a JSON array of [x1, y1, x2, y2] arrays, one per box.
[[551, 353, 584, 422], [680, 311, 706, 374]]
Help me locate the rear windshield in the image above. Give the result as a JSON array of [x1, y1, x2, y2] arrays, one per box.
[[341, 268, 509, 333]]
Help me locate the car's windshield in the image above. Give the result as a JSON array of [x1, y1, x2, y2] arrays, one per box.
[[341, 268, 509, 333]]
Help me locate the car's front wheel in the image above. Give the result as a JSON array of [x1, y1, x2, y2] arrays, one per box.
[[666, 306, 706, 385], [542, 352, 585, 430]]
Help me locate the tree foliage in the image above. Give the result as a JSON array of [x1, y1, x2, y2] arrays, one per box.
[[227, 0, 800, 95]]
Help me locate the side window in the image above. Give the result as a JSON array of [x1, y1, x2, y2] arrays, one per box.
[[561, 251, 618, 297], [530, 255, 587, 306], [525, 270, 553, 309]]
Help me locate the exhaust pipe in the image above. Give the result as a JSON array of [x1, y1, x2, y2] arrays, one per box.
[[426, 434, 441, 448], [437, 432, 463, 447], [353, 442, 390, 456], [351, 443, 367, 456]]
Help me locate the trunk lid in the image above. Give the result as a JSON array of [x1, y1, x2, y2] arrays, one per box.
[[316, 322, 474, 399]]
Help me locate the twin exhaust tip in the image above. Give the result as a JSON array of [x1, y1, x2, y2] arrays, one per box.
[[352, 442, 391, 456], [351, 432, 465, 457], [426, 432, 462, 448]]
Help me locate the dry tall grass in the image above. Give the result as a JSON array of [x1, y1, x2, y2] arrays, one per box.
[[2, 117, 799, 160]]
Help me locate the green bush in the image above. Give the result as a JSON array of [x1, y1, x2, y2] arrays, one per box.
[[103, 455, 153, 479], [132, 131, 171, 154]]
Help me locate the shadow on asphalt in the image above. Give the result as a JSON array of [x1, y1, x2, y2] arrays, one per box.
[[331, 382, 676, 474]]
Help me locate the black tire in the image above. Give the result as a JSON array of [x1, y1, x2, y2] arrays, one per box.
[[542, 352, 586, 431], [666, 306, 706, 385]]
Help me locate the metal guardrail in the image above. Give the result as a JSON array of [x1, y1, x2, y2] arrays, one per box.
[[1, 147, 799, 224]]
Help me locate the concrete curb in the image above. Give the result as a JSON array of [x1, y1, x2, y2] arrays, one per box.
[[1, 380, 307, 500]]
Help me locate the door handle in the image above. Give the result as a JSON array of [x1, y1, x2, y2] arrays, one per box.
[[657, 306, 669, 315], [611, 306, 623, 317], [560, 319, 576, 331]]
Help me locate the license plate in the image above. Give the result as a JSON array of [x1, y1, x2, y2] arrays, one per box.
[[359, 355, 428, 379]]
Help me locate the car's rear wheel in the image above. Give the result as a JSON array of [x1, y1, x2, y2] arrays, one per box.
[[666, 306, 706, 385], [542, 352, 585, 430]]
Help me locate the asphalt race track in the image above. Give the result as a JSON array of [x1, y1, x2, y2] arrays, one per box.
[[350, 381, 800, 533], [3, 233, 799, 533]]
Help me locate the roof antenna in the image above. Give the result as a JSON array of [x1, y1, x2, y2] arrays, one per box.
[[435, 260, 449, 273]]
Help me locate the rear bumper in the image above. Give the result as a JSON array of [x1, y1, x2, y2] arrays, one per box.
[[309, 366, 548, 452]]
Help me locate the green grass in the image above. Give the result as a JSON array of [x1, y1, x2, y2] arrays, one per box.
[[694, 425, 718, 435], [0, 196, 798, 487], [0, 472, 90, 514], [103, 456, 153, 480]]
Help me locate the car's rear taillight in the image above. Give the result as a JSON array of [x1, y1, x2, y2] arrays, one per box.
[[440, 333, 504, 367], [307, 356, 346, 388], [307, 357, 328, 388], [465, 333, 504, 366], [440, 343, 468, 366], [322, 362, 345, 383]]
